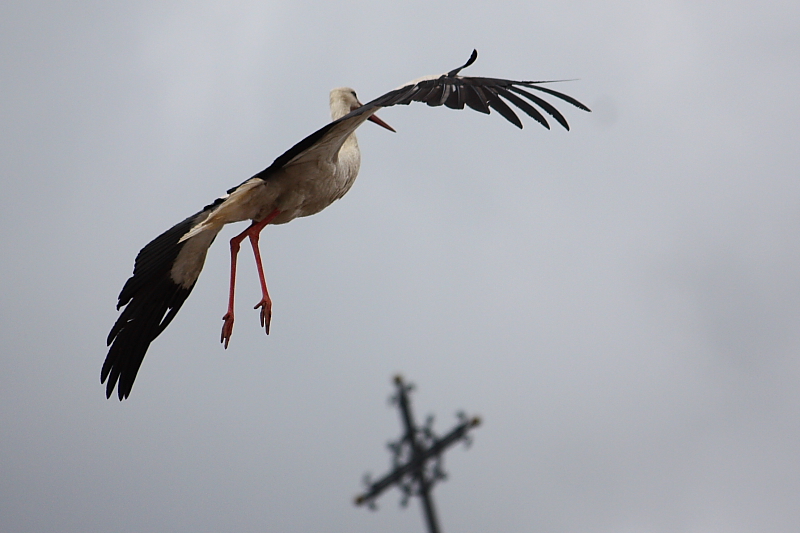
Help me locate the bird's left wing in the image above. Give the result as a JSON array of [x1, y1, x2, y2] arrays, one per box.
[[361, 49, 590, 130], [249, 111, 376, 181], [249, 49, 590, 184]]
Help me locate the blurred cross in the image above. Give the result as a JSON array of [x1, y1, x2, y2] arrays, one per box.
[[354, 375, 481, 533]]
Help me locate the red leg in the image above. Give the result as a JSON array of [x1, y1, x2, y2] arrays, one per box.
[[221, 232, 247, 348], [220, 209, 281, 348], [246, 209, 281, 335], [248, 231, 272, 334]]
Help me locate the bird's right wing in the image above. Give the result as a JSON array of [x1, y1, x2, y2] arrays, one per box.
[[102, 207, 220, 400]]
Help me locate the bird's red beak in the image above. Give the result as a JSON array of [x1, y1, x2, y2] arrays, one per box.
[[368, 113, 395, 132]]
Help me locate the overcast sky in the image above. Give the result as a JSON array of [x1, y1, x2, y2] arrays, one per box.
[[2, 1, 799, 532]]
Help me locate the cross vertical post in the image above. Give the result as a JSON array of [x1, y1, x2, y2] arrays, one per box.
[[395, 374, 441, 533]]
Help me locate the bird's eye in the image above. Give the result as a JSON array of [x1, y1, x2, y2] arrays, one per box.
[[351, 90, 358, 99]]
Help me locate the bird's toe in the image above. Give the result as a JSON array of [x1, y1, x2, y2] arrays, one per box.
[[254, 299, 272, 335], [221, 312, 235, 348]]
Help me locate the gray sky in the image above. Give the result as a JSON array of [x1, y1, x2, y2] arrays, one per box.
[[2, 1, 799, 532]]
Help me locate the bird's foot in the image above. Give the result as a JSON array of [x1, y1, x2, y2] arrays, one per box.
[[254, 299, 272, 335], [221, 312, 235, 348]]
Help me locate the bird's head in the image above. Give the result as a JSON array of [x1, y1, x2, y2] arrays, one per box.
[[330, 87, 395, 132]]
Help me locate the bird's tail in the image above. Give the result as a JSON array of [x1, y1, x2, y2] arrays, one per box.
[[178, 179, 263, 242], [102, 209, 219, 400]]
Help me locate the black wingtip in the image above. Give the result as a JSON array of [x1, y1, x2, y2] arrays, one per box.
[[466, 49, 478, 68], [446, 49, 479, 78], [521, 82, 592, 113]]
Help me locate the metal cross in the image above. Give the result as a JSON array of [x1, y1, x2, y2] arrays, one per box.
[[354, 375, 481, 533]]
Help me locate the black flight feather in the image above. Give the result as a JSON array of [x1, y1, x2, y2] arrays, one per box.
[[103, 210, 211, 400]]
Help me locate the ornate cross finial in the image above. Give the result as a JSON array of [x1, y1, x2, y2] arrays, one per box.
[[355, 375, 481, 533]]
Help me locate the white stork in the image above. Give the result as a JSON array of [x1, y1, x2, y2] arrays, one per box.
[[103, 50, 590, 399]]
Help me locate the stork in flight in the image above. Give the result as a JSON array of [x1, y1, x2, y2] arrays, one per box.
[[103, 50, 590, 400]]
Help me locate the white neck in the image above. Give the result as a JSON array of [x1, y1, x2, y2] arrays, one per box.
[[325, 87, 364, 197]]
